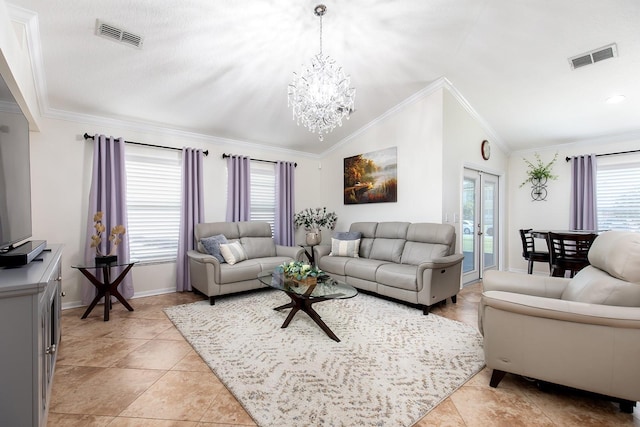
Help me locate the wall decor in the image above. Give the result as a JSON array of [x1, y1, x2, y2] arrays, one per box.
[[519, 152, 558, 201], [344, 147, 397, 204]]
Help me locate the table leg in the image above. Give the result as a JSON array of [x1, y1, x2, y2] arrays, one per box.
[[275, 293, 341, 342]]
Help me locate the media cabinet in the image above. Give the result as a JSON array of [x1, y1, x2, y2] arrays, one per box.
[[0, 244, 63, 426]]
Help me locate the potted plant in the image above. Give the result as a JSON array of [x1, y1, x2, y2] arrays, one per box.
[[520, 152, 559, 187], [293, 207, 337, 245], [278, 261, 324, 287], [520, 152, 558, 201], [90, 211, 126, 265]]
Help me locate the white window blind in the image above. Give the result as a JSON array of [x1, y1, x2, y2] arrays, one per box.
[[126, 152, 182, 263], [597, 162, 640, 232], [250, 161, 275, 234]]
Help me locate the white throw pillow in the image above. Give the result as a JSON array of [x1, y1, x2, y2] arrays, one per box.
[[219, 241, 248, 265], [329, 238, 360, 258]]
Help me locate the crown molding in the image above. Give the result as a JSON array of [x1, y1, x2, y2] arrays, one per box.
[[7, 4, 49, 117], [44, 106, 320, 160], [323, 77, 508, 156], [510, 130, 640, 158]]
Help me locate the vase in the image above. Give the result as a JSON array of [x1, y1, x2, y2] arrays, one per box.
[[95, 255, 117, 266], [305, 229, 322, 246]]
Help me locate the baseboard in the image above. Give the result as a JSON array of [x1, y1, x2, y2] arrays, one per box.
[[61, 286, 178, 310]]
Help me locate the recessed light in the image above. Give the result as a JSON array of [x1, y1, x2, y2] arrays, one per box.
[[606, 95, 626, 104]]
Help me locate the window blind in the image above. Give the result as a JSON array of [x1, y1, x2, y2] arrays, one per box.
[[250, 162, 276, 234], [596, 163, 640, 232], [126, 153, 182, 263]]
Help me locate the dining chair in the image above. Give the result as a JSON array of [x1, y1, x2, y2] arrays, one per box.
[[519, 229, 550, 274], [547, 231, 598, 277]]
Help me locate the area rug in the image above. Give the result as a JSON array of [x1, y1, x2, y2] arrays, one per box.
[[164, 290, 485, 427]]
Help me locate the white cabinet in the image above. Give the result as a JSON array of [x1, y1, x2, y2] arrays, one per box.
[[0, 244, 63, 427]]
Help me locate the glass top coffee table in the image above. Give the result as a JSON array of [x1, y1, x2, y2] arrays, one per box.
[[258, 270, 358, 342]]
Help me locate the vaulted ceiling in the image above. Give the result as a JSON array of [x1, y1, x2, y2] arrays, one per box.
[[7, 0, 640, 154]]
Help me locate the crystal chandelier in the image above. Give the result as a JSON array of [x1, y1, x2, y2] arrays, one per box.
[[288, 4, 356, 141]]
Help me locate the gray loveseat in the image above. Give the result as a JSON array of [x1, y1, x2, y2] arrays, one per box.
[[315, 222, 464, 314], [187, 221, 304, 304]]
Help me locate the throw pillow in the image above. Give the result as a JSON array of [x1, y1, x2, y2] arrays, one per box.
[[334, 231, 362, 241], [329, 238, 360, 258], [200, 234, 228, 263], [219, 241, 248, 265]]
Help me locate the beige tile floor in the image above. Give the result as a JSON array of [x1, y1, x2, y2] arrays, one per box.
[[49, 283, 640, 426]]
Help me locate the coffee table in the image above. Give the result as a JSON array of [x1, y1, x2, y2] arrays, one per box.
[[258, 270, 358, 342]]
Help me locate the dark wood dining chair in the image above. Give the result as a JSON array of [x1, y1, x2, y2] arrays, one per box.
[[546, 232, 598, 277], [519, 229, 550, 274]]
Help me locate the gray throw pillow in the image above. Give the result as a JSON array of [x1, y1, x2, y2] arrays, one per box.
[[200, 234, 228, 263], [334, 231, 362, 241], [329, 238, 361, 258]]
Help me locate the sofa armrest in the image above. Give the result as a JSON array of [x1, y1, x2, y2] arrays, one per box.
[[483, 270, 569, 299], [481, 290, 640, 328], [276, 245, 305, 261], [187, 249, 221, 266], [416, 253, 464, 271], [314, 244, 332, 259]]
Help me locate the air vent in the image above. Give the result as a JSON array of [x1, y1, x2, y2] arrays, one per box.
[[569, 43, 617, 70], [95, 20, 144, 49]]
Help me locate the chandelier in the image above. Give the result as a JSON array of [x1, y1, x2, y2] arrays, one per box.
[[288, 4, 356, 141]]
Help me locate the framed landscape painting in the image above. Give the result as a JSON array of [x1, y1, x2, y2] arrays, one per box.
[[344, 147, 397, 204]]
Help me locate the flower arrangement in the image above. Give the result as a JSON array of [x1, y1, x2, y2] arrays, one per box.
[[278, 261, 324, 280], [519, 152, 559, 187], [90, 211, 126, 256], [293, 207, 338, 230]]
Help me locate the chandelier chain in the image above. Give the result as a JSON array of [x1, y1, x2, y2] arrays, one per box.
[[319, 13, 323, 55]]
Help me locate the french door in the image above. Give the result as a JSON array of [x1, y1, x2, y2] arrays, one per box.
[[462, 168, 499, 284]]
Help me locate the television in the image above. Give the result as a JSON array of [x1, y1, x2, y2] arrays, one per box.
[[0, 72, 33, 254]]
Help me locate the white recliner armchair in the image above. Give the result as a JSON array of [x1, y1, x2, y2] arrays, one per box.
[[479, 231, 640, 412]]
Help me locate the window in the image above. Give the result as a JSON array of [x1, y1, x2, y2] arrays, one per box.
[[597, 162, 640, 232], [250, 161, 276, 233], [126, 149, 182, 263]]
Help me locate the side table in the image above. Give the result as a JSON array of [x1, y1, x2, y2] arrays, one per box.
[[299, 244, 318, 266], [72, 260, 137, 321]]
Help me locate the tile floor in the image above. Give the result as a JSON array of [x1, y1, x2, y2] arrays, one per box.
[[49, 283, 639, 426]]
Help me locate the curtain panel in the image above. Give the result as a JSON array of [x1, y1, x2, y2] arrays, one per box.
[[83, 135, 133, 304], [569, 154, 597, 230], [226, 155, 251, 222], [176, 148, 204, 292], [275, 161, 296, 246]]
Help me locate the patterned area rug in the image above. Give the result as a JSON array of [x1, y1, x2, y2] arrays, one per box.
[[164, 290, 485, 427]]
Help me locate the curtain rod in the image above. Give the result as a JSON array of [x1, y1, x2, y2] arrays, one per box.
[[83, 133, 209, 156], [565, 148, 640, 162], [222, 153, 297, 167]]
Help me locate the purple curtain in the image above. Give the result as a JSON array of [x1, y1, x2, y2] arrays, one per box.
[[569, 154, 597, 230], [226, 155, 251, 221], [176, 148, 204, 292], [83, 135, 133, 304], [275, 161, 296, 245]]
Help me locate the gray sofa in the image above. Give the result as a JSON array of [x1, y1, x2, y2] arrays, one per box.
[[315, 222, 464, 314], [187, 221, 304, 305]]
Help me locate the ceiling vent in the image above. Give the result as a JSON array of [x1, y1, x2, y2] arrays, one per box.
[[568, 43, 617, 70], [95, 20, 143, 49]]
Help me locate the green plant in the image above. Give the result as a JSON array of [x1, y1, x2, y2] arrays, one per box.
[[278, 261, 323, 280], [293, 207, 337, 230], [520, 152, 559, 187]]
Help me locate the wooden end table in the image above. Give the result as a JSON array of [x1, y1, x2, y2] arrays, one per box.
[[72, 260, 137, 321]]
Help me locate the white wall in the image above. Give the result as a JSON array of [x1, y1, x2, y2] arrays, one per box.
[[442, 90, 508, 256], [29, 117, 321, 307], [317, 87, 445, 231], [507, 135, 640, 273]]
